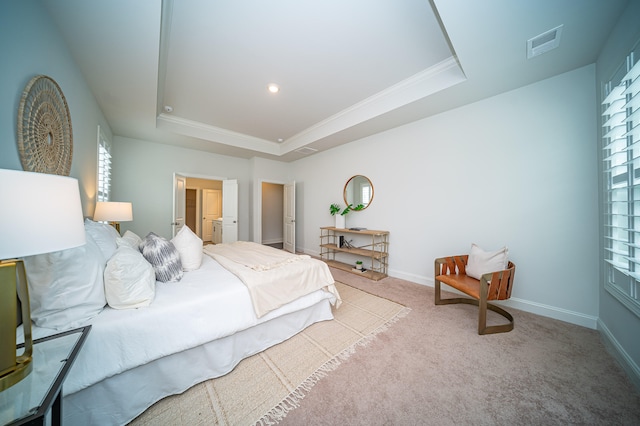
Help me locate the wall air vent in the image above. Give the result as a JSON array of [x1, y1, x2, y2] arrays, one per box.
[[294, 147, 318, 155], [527, 25, 563, 59]]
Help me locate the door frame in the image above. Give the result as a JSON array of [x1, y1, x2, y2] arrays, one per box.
[[173, 172, 228, 239], [256, 179, 294, 249], [185, 186, 202, 237]]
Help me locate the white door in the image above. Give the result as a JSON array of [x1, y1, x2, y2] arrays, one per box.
[[283, 181, 295, 253], [222, 179, 238, 243], [202, 189, 221, 242], [172, 174, 187, 237]]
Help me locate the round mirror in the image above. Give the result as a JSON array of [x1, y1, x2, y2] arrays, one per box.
[[343, 175, 374, 210]]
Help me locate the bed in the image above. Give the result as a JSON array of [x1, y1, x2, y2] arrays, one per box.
[[17, 222, 340, 425]]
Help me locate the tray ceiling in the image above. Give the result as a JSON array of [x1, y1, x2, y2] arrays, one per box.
[[42, 0, 629, 161]]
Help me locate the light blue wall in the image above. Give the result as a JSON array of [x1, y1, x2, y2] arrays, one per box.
[[596, 0, 640, 391], [111, 136, 252, 241], [293, 64, 600, 329], [0, 1, 112, 217]]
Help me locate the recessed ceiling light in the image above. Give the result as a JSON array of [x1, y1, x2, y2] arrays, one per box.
[[268, 84, 280, 94]]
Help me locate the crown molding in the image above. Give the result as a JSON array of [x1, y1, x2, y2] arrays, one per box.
[[156, 113, 281, 155], [156, 56, 466, 157], [279, 56, 466, 154]]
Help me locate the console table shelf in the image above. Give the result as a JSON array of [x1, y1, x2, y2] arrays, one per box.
[[320, 227, 389, 281]]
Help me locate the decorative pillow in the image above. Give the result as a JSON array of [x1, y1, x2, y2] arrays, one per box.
[[84, 218, 119, 262], [104, 246, 156, 309], [171, 226, 203, 271], [117, 230, 143, 250], [139, 232, 183, 282], [465, 243, 509, 280], [23, 231, 106, 330]]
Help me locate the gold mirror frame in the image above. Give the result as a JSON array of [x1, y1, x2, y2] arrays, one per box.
[[343, 175, 374, 210]]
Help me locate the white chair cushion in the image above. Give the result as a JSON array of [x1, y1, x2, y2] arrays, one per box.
[[465, 243, 509, 280]]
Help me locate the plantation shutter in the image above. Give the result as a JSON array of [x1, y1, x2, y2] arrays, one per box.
[[602, 43, 640, 316], [97, 125, 112, 202]]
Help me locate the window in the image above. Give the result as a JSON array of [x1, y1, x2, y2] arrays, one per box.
[[602, 41, 640, 316], [360, 183, 371, 207], [97, 125, 112, 202]]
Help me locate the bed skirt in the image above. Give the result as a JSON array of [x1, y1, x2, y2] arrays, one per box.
[[63, 299, 334, 426]]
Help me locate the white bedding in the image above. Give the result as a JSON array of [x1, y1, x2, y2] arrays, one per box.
[[204, 242, 341, 317], [21, 254, 338, 396]]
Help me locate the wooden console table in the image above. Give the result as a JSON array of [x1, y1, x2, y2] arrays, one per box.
[[320, 227, 389, 281]]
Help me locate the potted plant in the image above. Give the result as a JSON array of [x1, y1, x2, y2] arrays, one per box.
[[329, 203, 365, 229], [355, 260, 363, 270]]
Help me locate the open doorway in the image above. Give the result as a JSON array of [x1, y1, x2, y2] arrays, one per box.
[[260, 181, 295, 252], [173, 173, 238, 243], [261, 182, 284, 249], [185, 177, 222, 244]]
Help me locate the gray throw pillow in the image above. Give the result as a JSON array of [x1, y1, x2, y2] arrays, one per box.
[[139, 232, 184, 282]]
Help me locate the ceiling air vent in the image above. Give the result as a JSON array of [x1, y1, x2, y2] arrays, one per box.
[[527, 25, 563, 59], [294, 147, 318, 155]]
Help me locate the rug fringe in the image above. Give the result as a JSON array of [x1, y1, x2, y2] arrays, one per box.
[[255, 305, 411, 425]]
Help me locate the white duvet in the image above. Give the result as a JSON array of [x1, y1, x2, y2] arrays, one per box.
[[204, 242, 341, 317], [21, 255, 338, 396]]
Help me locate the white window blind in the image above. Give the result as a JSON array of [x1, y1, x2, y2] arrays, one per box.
[[602, 42, 640, 317], [97, 125, 112, 202]]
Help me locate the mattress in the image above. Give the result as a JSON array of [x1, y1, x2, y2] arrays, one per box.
[[18, 254, 338, 425]]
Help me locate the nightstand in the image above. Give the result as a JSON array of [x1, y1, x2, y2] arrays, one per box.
[[0, 326, 90, 425]]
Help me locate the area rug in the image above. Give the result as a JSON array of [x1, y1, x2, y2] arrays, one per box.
[[129, 281, 410, 425]]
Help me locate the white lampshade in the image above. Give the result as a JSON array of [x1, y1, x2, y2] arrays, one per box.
[[0, 169, 86, 259], [93, 201, 133, 222]]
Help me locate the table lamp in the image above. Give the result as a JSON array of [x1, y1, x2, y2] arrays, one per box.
[[0, 169, 85, 391], [93, 201, 133, 233]]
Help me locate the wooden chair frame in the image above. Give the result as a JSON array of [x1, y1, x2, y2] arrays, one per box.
[[434, 255, 516, 335]]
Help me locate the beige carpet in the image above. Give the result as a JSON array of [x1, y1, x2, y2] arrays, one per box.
[[129, 281, 410, 425]]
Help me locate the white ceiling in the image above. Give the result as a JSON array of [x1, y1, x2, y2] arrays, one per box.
[[42, 0, 629, 161]]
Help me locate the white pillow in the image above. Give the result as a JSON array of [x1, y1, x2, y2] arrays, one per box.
[[139, 232, 183, 282], [104, 246, 156, 309], [465, 243, 509, 280], [23, 232, 106, 330], [171, 226, 203, 271], [117, 230, 143, 250], [84, 218, 119, 262]]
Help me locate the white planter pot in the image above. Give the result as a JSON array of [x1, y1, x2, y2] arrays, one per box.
[[335, 214, 345, 229]]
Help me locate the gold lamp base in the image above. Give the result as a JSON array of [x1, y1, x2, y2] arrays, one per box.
[[0, 260, 33, 391], [0, 354, 32, 392]]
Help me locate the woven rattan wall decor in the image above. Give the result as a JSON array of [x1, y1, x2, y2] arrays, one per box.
[[17, 75, 73, 176]]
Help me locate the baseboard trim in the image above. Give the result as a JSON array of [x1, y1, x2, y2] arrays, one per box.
[[262, 238, 284, 245], [598, 319, 640, 392], [499, 297, 598, 329], [304, 251, 598, 329], [388, 269, 598, 329]]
